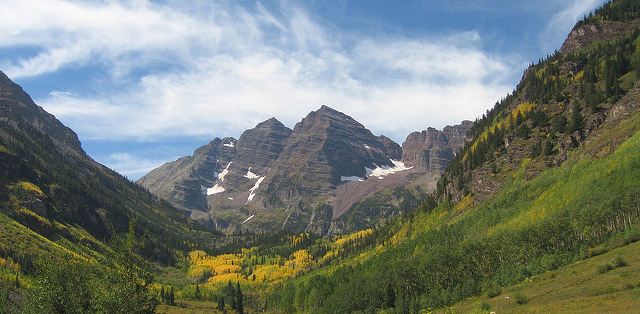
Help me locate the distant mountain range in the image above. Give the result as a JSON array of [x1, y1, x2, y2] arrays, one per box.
[[138, 105, 472, 235]]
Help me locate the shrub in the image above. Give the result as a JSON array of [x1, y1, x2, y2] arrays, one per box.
[[614, 256, 628, 268], [515, 293, 529, 305], [597, 263, 613, 274], [486, 286, 502, 298]]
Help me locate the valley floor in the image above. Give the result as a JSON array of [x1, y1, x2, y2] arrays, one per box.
[[157, 301, 221, 314]]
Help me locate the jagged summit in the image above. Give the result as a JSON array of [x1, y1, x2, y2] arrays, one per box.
[[401, 120, 473, 171]]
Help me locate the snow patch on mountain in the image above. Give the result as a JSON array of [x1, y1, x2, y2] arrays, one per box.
[[341, 175, 365, 182], [366, 160, 412, 179], [242, 214, 255, 224], [246, 176, 265, 205], [207, 183, 225, 195], [223, 140, 235, 148], [244, 167, 260, 179], [218, 162, 232, 182]]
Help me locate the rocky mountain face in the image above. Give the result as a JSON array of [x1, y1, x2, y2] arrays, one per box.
[[136, 137, 236, 225], [401, 121, 473, 172], [139, 105, 471, 235], [561, 19, 640, 55], [264, 105, 400, 198]]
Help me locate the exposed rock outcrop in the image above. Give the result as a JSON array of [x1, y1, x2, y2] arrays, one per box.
[[401, 121, 472, 172]]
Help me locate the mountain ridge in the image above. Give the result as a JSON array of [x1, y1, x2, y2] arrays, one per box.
[[138, 105, 471, 235]]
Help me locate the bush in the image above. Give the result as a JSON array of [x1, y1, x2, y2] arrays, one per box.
[[514, 293, 529, 305], [597, 263, 613, 274], [480, 301, 491, 310], [614, 256, 628, 268], [486, 286, 502, 298]]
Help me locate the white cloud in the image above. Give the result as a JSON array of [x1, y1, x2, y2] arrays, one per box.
[[1, 0, 519, 146], [104, 152, 167, 179]]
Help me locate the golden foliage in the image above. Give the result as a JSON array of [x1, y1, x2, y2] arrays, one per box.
[[12, 181, 45, 197], [466, 102, 539, 158], [0, 257, 21, 273]]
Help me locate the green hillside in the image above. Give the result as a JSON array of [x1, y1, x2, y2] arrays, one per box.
[[435, 240, 640, 314]]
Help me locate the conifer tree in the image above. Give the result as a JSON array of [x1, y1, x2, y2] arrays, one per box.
[[217, 295, 225, 311], [566, 105, 583, 134], [169, 287, 175, 306], [236, 282, 244, 314]]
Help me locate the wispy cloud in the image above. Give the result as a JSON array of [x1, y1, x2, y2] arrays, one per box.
[[542, 0, 606, 51], [0, 0, 520, 146]]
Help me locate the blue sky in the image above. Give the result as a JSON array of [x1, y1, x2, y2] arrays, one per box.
[[0, 0, 607, 179]]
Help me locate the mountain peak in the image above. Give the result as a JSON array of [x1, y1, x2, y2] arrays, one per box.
[[256, 117, 286, 129], [315, 105, 346, 117]]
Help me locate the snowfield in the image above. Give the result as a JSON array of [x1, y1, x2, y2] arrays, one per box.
[[246, 176, 265, 205], [341, 175, 365, 182], [207, 183, 225, 195], [244, 167, 260, 179], [242, 214, 255, 224], [218, 162, 232, 182], [366, 160, 412, 179]]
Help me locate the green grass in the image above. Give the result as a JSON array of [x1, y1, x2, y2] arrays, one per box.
[[434, 240, 640, 314], [156, 300, 221, 314]]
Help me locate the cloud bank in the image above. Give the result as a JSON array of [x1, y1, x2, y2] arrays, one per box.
[[0, 0, 520, 144]]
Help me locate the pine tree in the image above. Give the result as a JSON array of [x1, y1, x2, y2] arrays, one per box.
[[169, 287, 175, 306], [543, 140, 555, 156], [566, 105, 583, 134], [385, 283, 395, 309], [236, 282, 244, 314], [217, 295, 225, 311]]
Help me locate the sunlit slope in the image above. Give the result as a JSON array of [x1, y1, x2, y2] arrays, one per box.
[[434, 240, 640, 314]]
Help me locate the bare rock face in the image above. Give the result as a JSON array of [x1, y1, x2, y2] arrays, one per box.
[[0, 70, 84, 154], [401, 121, 472, 172], [265, 105, 399, 197], [214, 118, 292, 195], [561, 20, 640, 55], [136, 137, 236, 221], [378, 135, 403, 160]]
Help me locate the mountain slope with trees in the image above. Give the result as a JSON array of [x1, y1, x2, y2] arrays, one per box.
[[254, 1, 640, 312]]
